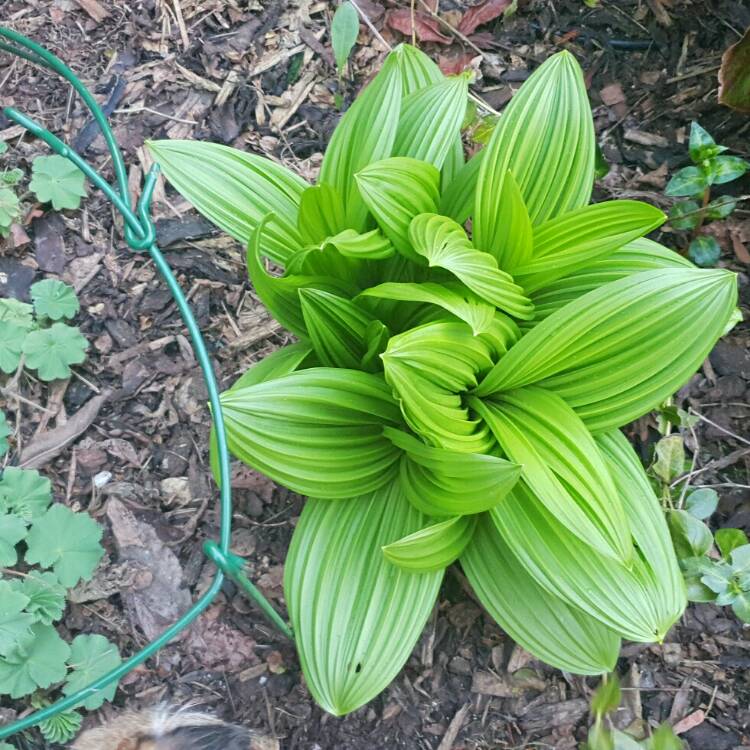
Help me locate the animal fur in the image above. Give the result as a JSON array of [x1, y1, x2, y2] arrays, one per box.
[[71, 706, 262, 750]]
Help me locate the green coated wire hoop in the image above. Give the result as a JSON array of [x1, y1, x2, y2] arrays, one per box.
[[0, 27, 292, 742]]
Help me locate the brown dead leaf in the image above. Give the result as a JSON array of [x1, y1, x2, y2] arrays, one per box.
[[386, 9, 452, 44], [730, 226, 750, 264], [458, 0, 512, 35], [438, 53, 480, 76], [719, 26, 750, 113], [673, 709, 705, 735]]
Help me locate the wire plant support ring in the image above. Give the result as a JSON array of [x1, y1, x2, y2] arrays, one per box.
[[0, 27, 292, 741]]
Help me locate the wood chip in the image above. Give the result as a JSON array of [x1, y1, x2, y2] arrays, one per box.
[[437, 703, 470, 750], [623, 129, 670, 148], [72, 0, 110, 22]]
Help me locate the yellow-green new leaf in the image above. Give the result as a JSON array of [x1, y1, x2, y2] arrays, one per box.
[[322, 228, 394, 259], [359, 281, 495, 334], [297, 184, 348, 245], [382, 322, 495, 453], [462, 514, 620, 675], [528, 238, 693, 324], [472, 388, 632, 563], [439, 149, 484, 224], [409, 213, 534, 319], [356, 158, 440, 261], [220, 368, 403, 499], [476, 268, 738, 431], [383, 515, 476, 572], [384, 427, 520, 516], [393, 75, 470, 170], [513, 200, 666, 292], [147, 140, 306, 265], [474, 51, 595, 246], [320, 50, 403, 230], [284, 483, 442, 715]]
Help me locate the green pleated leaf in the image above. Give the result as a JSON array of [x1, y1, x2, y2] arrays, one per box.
[[298, 184, 348, 245], [284, 482, 442, 716], [397, 43, 442, 94], [220, 368, 403, 499], [462, 514, 620, 675], [409, 213, 534, 319], [356, 157, 440, 261], [472, 388, 632, 563], [384, 427, 520, 516], [528, 238, 693, 324], [383, 515, 476, 572], [359, 281, 495, 334], [474, 51, 595, 248], [595, 429, 686, 627], [247, 217, 354, 338], [439, 148, 484, 224], [147, 140, 306, 264], [300, 289, 380, 370], [480, 170, 533, 273], [382, 322, 495, 453], [476, 268, 738, 432], [321, 228, 395, 259], [393, 75, 469, 170], [513, 200, 666, 292], [320, 50, 403, 230], [209, 343, 314, 486]]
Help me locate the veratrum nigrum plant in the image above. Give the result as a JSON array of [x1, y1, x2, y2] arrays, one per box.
[[148, 46, 738, 716]]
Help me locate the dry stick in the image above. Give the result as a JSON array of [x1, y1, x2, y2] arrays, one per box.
[[690, 409, 750, 448], [349, 0, 392, 51]]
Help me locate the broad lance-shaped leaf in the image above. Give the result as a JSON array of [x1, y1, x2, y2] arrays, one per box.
[[210, 343, 314, 486], [297, 184, 347, 245], [284, 482, 442, 716], [246, 217, 355, 338], [490, 461, 685, 642], [475, 51, 595, 251], [359, 281, 495, 335], [462, 515, 620, 675], [382, 322, 495, 453], [476, 268, 738, 432], [393, 74, 469, 170], [383, 515, 476, 572], [299, 289, 382, 370], [320, 49, 402, 230], [471, 388, 632, 563], [220, 368, 403, 499], [356, 158, 440, 262], [512, 200, 666, 292], [439, 148, 484, 224], [147, 140, 306, 265], [320, 228, 394, 260], [384, 427, 521, 516], [409, 213, 534, 320], [528, 238, 693, 324]]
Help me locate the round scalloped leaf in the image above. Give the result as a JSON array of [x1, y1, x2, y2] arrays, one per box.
[[30, 279, 80, 321], [22, 322, 88, 381], [63, 634, 122, 709], [0, 298, 35, 331], [24, 504, 104, 587], [0, 410, 10, 457], [0, 513, 28, 566], [0, 186, 19, 233], [0, 581, 35, 658], [0, 467, 52, 520], [0, 321, 25, 374], [11, 572, 66, 626], [0, 623, 70, 698], [38, 708, 83, 745], [29, 155, 87, 211]]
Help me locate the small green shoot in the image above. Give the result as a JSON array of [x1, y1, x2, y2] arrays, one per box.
[[331, 2, 360, 77]]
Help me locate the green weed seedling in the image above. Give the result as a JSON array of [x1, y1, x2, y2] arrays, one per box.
[[666, 122, 749, 266], [0, 408, 121, 744]]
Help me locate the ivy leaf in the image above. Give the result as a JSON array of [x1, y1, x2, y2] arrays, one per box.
[[30, 279, 80, 321], [688, 236, 721, 267], [22, 322, 88, 381], [0, 623, 70, 698], [667, 200, 701, 230], [0, 186, 19, 234], [0, 513, 28, 566], [665, 166, 708, 197], [0, 322, 25, 374], [331, 2, 359, 74], [29, 155, 87, 211], [25, 504, 104, 587], [63, 634, 122, 709], [12, 572, 66, 626], [0, 467, 53, 519], [0, 581, 35, 657], [0, 410, 10, 457]]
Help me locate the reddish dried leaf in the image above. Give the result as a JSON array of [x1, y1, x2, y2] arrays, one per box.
[[719, 26, 750, 113], [438, 53, 479, 76], [730, 228, 750, 264], [386, 9, 452, 44], [673, 709, 705, 735], [457, 0, 512, 35]]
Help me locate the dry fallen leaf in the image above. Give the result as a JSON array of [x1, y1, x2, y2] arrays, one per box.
[[386, 9, 452, 44], [458, 0, 513, 35], [719, 26, 750, 113]]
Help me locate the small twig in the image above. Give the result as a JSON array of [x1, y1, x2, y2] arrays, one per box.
[[113, 106, 197, 125], [690, 409, 750, 447], [417, 0, 484, 57], [0, 387, 56, 414]]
